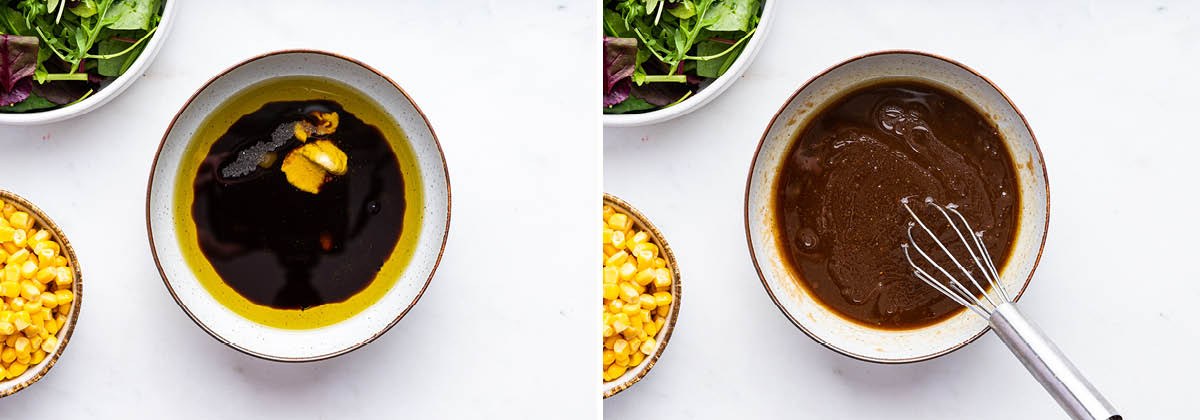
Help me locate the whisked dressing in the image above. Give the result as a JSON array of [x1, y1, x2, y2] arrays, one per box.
[[773, 79, 1020, 329]]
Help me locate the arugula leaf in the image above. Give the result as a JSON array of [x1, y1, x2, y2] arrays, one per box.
[[706, 0, 758, 32], [694, 39, 744, 78], [0, 91, 55, 112]]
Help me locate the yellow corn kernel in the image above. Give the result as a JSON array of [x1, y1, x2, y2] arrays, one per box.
[[633, 268, 655, 286], [0, 311, 11, 323], [19, 281, 39, 300], [35, 267, 54, 284], [654, 268, 672, 288], [612, 338, 629, 356], [31, 230, 49, 243], [640, 337, 657, 355], [644, 319, 659, 337], [22, 300, 41, 316], [0, 281, 17, 298], [629, 351, 645, 367], [618, 262, 636, 281], [4, 264, 19, 283], [8, 212, 31, 230], [638, 294, 657, 310], [55, 267, 73, 287], [6, 362, 26, 379], [628, 338, 641, 354], [30, 349, 44, 365], [602, 324, 614, 338], [0, 249, 8, 262], [653, 292, 673, 308], [621, 299, 641, 316], [29, 336, 41, 350], [15, 349, 29, 364], [614, 352, 629, 367], [39, 292, 57, 308], [13, 312, 29, 331], [4, 333, 15, 347], [13, 336, 29, 354], [656, 304, 670, 317], [603, 336, 617, 350], [54, 314, 66, 330], [2, 243, 18, 255], [604, 364, 627, 381], [602, 283, 619, 300], [43, 316, 58, 334], [603, 349, 616, 366], [602, 205, 614, 220], [52, 256, 67, 267], [653, 257, 666, 268], [34, 241, 58, 261], [40, 335, 56, 353], [19, 260, 37, 279], [56, 303, 69, 315], [606, 213, 628, 230], [602, 266, 618, 284], [618, 283, 638, 303], [0, 347, 13, 363], [612, 313, 629, 333], [0, 322, 12, 335], [10, 228, 25, 247], [610, 230, 626, 250], [604, 250, 628, 268], [54, 289, 73, 305], [0, 226, 14, 243]]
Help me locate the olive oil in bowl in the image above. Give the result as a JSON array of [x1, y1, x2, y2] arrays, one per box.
[[173, 76, 424, 329]]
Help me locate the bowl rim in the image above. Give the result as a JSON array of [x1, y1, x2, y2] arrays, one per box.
[[0, 0, 177, 125], [742, 49, 1050, 364], [0, 190, 84, 398], [602, 0, 776, 127], [602, 193, 681, 398], [143, 49, 452, 362]]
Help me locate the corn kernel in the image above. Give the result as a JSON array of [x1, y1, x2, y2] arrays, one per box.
[[612, 338, 629, 356], [35, 268, 54, 284], [40, 335, 56, 353], [13, 336, 29, 354], [30, 349, 44, 365], [52, 256, 67, 267], [55, 267, 73, 287], [0, 347, 13, 363], [629, 351, 645, 367], [6, 362, 27, 379], [0, 322, 12, 335], [8, 212, 31, 230], [54, 289, 73, 305]]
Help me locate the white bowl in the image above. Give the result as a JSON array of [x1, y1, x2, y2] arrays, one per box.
[[745, 51, 1049, 363], [145, 50, 451, 362], [602, 194, 681, 398], [0, 0, 177, 125], [603, 0, 776, 127]]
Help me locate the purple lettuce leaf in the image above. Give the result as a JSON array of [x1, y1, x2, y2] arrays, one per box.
[[1, 35, 38, 93], [604, 78, 632, 107], [32, 79, 91, 105], [632, 82, 694, 107], [0, 77, 31, 106], [603, 37, 638, 95]]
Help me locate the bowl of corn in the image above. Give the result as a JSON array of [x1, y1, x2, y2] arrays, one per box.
[[602, 193, 679, 398], [0, 191, 81, 398]]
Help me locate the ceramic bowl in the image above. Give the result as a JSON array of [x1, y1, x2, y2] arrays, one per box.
[[603, 0, 776, 127], [0, 0, 177, 125], [603, 193, 681, 398], [0, 190, 83, 397], [745, 51, 1049, 363], [145, 50, 450, 362]]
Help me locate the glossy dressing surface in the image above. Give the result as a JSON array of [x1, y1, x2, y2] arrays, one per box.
[[773, 80, 1019, 329], [174, 76, 424, 329]]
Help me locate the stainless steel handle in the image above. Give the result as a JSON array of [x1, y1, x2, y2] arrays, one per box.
[[989, 302, 1121, 420]]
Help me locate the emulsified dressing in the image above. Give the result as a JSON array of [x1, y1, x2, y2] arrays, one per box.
[[773, 80, 1019, 329]]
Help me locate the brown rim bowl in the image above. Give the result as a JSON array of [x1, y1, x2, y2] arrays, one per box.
[[603, 193, 682, 398], [744, 50, 1049, 363], [145, 50, 451, 362], [0, 190, 83, 397]]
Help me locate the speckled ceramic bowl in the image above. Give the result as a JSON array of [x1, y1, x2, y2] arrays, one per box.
[[145, 50, 450, 362], [0, 190, 83, 397], [603, 193, 681, 398], [745, 51, 1049, 363]]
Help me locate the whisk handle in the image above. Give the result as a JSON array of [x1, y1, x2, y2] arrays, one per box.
[[989, 302, 1121, 420]]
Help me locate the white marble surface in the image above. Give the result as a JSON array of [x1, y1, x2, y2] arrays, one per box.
[[605, 1, 1197, 418], [0, 0, 596, 418]]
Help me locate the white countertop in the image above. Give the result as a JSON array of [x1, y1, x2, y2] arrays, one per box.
[[605, 1, 1198, 418], [0, 1, 597, 418]]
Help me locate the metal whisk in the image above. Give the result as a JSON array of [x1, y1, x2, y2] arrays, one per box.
[[901, 196, 1120, 420]]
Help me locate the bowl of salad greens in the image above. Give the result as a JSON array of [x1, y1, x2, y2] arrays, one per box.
[[603, 0, 773, 127], [0, 0, 174, 125]]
